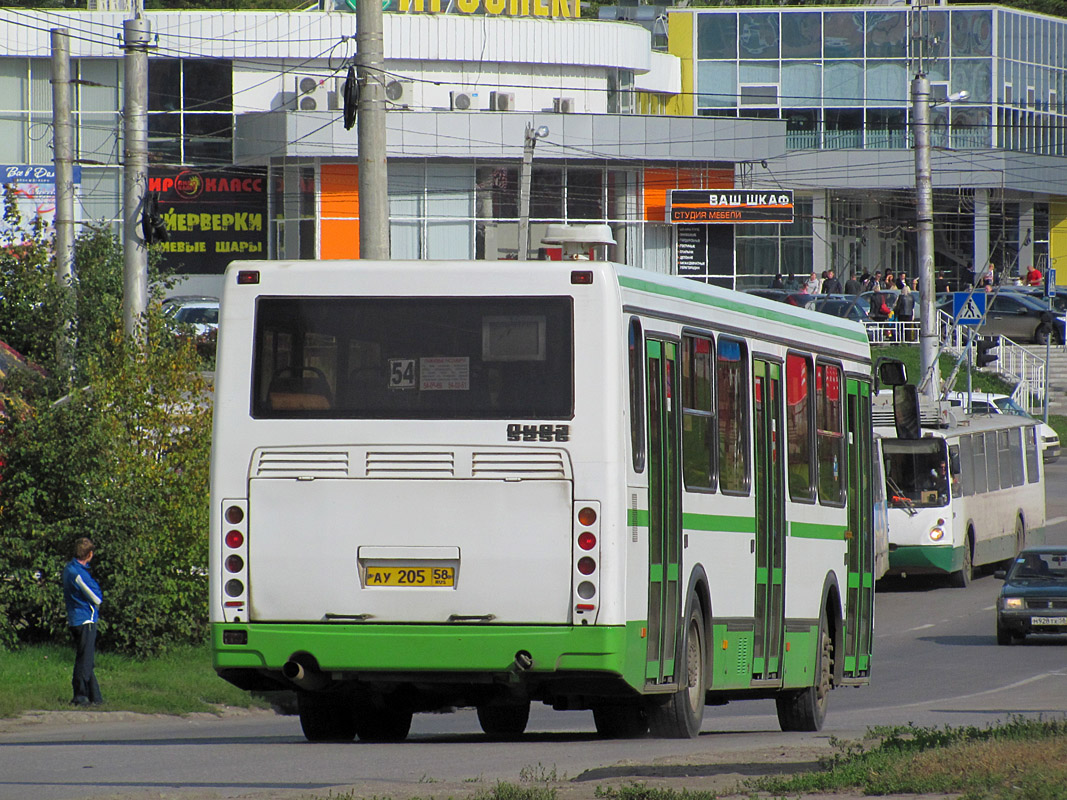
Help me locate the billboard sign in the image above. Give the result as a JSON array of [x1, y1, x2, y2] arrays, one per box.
[[668, 189, 794, 224], [147, 167, 268, 275]]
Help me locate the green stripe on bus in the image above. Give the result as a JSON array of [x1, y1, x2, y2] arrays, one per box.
[[847, 572, 860, 589], [790, 521, 846, 540], [682, 513, 757, 533], [617, 275, 869, 344], [756, 566, 768, 584], [628, 508, 650, 527], [862, 572, 873, 588]]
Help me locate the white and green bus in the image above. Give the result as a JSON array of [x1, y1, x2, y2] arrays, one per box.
[[879, 413, 1046, 587], [210, 260, 879, 742]]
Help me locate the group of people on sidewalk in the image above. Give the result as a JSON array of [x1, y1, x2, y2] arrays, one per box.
[[768, 268, 916, 322]]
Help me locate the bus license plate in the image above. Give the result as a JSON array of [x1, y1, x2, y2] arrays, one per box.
[[1031, 616, 1060, 626], [365, 566, 454, 587]]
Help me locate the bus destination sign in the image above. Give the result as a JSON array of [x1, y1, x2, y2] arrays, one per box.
[[668, 189, 794, 225]]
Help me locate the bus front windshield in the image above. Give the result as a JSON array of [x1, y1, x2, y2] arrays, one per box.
[[251, 296, 574, 419], [882, 439, 950, 508]]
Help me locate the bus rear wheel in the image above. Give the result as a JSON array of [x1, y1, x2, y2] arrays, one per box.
[[593, 703, 648, 738], [354, 701, 413, 742], [476, 699, 530, 738], [297, 690, 357, 742], [647, 599, 706, 739], [776, 627, 831, 732]]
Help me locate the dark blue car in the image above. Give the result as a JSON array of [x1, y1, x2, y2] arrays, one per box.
[[995, 546, 1067, 645]]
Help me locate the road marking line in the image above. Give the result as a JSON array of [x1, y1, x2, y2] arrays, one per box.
[[1046, 516, 1067, 528], [906, 623, 936, 632], [893, 671, 1067, 710]]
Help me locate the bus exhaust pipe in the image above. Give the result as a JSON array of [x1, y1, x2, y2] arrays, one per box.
[[513, 650, 533, 672], [283, 660, 330, 690]]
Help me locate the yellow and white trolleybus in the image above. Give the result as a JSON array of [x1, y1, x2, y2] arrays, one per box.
[[210, 260, 879, 741]]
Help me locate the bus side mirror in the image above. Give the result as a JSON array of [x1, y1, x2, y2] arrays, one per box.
[[894, 384, 921, 439], [876, 358, 907, 391]]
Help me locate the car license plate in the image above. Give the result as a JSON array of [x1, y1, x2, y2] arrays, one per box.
[[364, 566, 454, 587], [1031, 616, 1061, 626]]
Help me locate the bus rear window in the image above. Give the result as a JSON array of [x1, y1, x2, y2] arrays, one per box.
[[251, 297, 573, 419], [882, 439, 949, 508]]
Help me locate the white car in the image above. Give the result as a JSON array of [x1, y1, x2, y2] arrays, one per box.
[[944, 391, 1060, 463], [162, 296, 219, 340]]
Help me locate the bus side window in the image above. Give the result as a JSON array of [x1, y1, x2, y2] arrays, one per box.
[[948, 444, 962, 497], [815, 361, 845, 506], [985, 431, 1001, 491], [1008, 427, 1025, 487], [785, 352, 815, 502], [959, 434, 975, 496], [629, 318, 645, 473], [1025, 425, 1040, 483], [681, 333, 716, 491], [717, 336, 750, 495]]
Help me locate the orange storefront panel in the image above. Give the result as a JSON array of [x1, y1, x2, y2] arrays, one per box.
[[321, 164, 360, 259], [644, 167, 733, 222]]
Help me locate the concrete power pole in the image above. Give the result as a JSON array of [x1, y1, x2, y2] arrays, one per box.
[[356, 0, 389, 260], [913, 72, 940, 404], [122, 13, 150, 341], [51, 28, 75, 289]]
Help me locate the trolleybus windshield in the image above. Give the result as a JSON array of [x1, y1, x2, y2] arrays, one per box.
[[251, 296, 574, 419], [882, 438, 949, 508]]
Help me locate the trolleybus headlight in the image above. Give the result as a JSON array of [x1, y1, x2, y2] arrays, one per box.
[[577, 581, 596, 599], [225, 506, 244, 524], [577, 556, 596, 575], [225, 554, 245, 573], [225, 530, 244, 548], [578, 507, 597, 526], [928, 526, 945, 541], [578, 531, 597, 550], [1002, 597, 1024, 610], [224, 579, 244, 597]]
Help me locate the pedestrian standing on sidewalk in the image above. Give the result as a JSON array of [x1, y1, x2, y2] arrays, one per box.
[[62, 537, 104, 706]]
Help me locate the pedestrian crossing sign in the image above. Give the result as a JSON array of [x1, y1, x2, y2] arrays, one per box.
[[952, 292, 986, 325]]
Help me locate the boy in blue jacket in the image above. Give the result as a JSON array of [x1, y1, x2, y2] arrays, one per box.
[[62, 537, 104, 706]]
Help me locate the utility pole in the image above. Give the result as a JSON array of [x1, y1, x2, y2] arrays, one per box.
[[51, 27, 75, 379], [122, 11, 150, 342], [356, 0, 389, 260], [913, 70, 940, 404], [517, 123, 548, 260], [51, 28, 75, 289]]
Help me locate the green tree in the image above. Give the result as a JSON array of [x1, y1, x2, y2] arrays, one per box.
[[0, 192, 213, 657]]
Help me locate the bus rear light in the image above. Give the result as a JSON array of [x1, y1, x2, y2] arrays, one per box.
[[225, 554, 245, 573], [571, 270, 593, 285], [576, 603, 595, 611], [225, 506, 244, 524], [577, 557, 596, 575], [577, 581, 596, 599], [225, 530, 244, 548], [225, 579, 244, 597], [236, 270, 260, 285], [578, 531, 596, 550], [577, 507, 597, 526]]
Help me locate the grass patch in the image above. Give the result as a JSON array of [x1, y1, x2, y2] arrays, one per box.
[[1047, 414, 1067, 446], [875, 344, 1014, 395], [754, 717, 1067, 800], [0, 641, 268, 717], [595, 785, 719, 800]]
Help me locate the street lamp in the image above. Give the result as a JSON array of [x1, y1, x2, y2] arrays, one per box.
[[517, 123, 549, 260], [913, 73, 968, 403]]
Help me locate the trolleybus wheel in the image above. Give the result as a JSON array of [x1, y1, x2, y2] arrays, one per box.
[[647, 598, 706, 739], [354, 701, 413, 743], [951, 533, 974, 588], [776, 626, 832, 732], [593, 703, 648, 739], [296, 690, 357, 742], [476, 699, 530, 738]]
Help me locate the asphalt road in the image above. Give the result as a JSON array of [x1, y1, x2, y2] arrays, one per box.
[[2, 461, 1066, 800]]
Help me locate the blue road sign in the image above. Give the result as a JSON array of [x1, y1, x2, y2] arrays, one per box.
[[952, 291, 986, 325], [1048, 268, 1057, 298]]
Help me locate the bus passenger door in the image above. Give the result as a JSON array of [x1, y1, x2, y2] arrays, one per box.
[[753, 359, 786, 681], [645, 338, 683, 688], [844, 379, 874, 678]]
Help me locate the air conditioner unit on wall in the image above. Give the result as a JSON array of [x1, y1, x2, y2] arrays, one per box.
[[294, 75, 327, 111], [490, 91, 516, 111], [385, 79, 413, 105], [450, 91, 473, 111], [553, 96, 575, 114]]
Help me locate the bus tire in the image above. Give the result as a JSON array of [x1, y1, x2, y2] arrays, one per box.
[[1015, 514, 1026, 554], [476, 699, 530, 738], [951, 533, 974, 588], [354, 701, 413, 743], [646, 597, 706, 739], [296, 690, 357, 743], [776, 626, 832, 732], [593, 703, 648, 739]]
